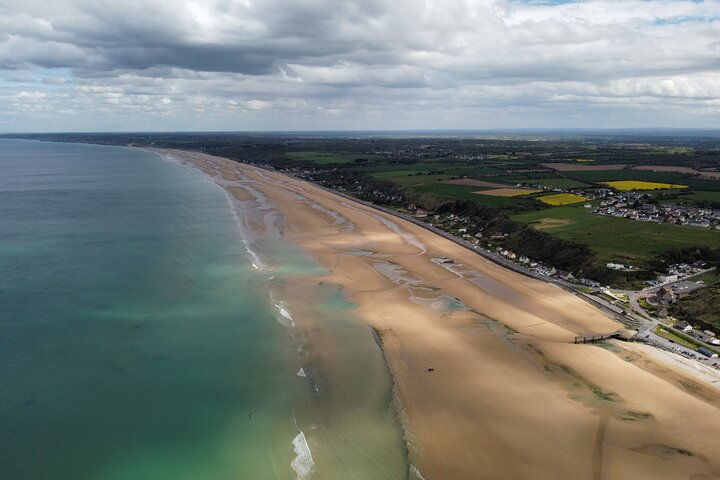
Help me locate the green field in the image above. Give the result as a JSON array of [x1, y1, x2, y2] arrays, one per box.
[[358, 163, 503, 176], [414, 184, 529, 207], [481, 175, 590, 189], [522, 177, 590, 189], [662, 190, 720, 206], [687, 269, 720, 285], [371, 172, 451, 187], [370, 170, 425, 179], [512, 206, 720, 263], [286, 151, 383, 164], [567, 170, 720, 191]]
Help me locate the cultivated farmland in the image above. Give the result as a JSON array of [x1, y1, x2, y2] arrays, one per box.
[[601, 180, 688, 191], [538, 193, 589, 205]]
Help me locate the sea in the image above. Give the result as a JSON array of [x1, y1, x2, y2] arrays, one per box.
[[0, 139, 408, 480]]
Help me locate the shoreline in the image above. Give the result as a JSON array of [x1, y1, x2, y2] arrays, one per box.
[[153, 148, 412, 478], [152, 148, 720, 479]]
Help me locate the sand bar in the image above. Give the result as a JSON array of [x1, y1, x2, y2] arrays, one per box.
[[163, 149, 720, 480]]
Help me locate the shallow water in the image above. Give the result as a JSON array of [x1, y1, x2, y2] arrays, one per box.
[[0, 140, 406, 480]]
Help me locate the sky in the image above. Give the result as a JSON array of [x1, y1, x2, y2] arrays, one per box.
[[1, 0, 719, 132]]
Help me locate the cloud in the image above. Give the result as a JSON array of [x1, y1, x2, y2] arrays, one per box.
[[0, 0, 719, 131]]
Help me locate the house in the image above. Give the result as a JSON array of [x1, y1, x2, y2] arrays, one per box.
[[654, 286, 675, 305], [675, 320, 692, 332]]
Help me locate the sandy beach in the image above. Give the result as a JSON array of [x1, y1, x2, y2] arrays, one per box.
[[162, 149, 720, 480]]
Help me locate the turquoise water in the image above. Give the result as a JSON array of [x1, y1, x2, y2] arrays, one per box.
[[0, 140, 406, 479]]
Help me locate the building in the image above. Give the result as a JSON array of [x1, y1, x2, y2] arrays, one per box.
[[653, 286, 676, 305], [675, 321, 692, 332], [697, 347, 719, 358]]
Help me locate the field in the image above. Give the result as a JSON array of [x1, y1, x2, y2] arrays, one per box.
[[286, 151, 383, 164], [565, 169, 720, 191], [441, 178, 509, 188], [601, 180, 688, 191], [371, 172, 451, 187], [542, 163, 626, 171], [478, 188, 541, 197], [687, 269, 720, 285], [517, 177, 590, 189], [358, 163, 503, 176], [538, 193, 589, 205], [512, 206, 720, 263], [414, 184, 529, 208], [662, 190, 720, 206], [634, 165, 720, 181]]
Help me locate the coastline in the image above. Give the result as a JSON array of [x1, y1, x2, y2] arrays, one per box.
[[155, 148, 720, 480]]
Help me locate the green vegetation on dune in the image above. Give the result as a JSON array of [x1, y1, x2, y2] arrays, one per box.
[[512, 206, 720, 263]]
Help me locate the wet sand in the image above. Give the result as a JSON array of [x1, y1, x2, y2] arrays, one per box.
[[160, 149, 720, 480]]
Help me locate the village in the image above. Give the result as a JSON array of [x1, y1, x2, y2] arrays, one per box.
[[592, 191, 720, 229], [417, 209, 720, 369], [280, 158, 720, 372]]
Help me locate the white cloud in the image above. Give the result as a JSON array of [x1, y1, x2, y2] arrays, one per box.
[[0, 0, 718, 131]]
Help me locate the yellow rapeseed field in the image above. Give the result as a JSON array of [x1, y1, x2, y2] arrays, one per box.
[[600, 180, 688, 191], [502, 189, 542, 197], [538, 193, 589, 205]]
